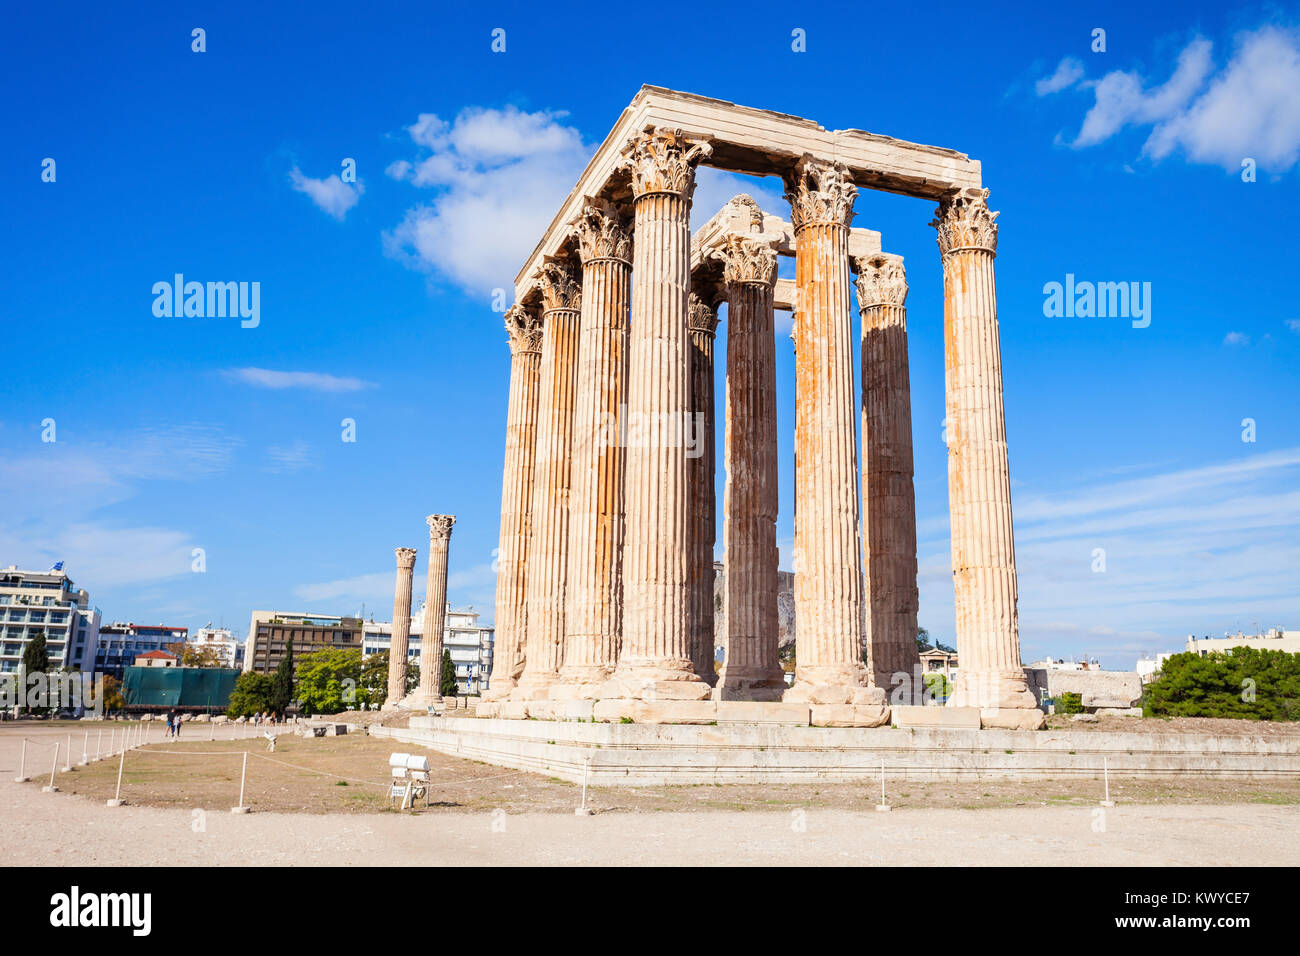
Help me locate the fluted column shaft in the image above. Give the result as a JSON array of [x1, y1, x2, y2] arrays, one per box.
[[857, 256, 923, 701], [488, 307, 542, 698], [417, 515, 455, 704], [716, 239, 785, 698], [561, 202, 631, 691], [611, 128, 712, 698], [933, 189, 1036, 714], [517, 261, 582, 696], [686, 296, 718, 686], [386, 548, 417, 706], [785, 159, 872, 703]]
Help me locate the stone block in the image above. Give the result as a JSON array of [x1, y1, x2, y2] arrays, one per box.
[[497, 701, 530, 720], [630, 700, 718, 724], [891, 705, 982, 729], [810, 704, 891, 728], [715, 701, 809, 725], [592, 700, 636, 723], [980, 708, 1047, 730]]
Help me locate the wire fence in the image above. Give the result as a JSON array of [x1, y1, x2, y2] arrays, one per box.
[[15, 724, 530, 812]]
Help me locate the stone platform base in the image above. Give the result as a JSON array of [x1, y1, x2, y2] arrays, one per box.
[[370, 716, 1300, 786], [477, 697, 889, 728]]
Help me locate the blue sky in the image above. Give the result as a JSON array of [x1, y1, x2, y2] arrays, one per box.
[[3, 1, 1298, 668]]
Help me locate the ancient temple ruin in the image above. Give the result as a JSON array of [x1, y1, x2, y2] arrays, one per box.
[[481, 86, 1044, 730]]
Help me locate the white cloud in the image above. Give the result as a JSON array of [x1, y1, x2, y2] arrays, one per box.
[[265, 440, 314, 474], [1036, 57, 1085, 95], [384, 106, 593, 294], [222, 367, 374, 392], [1072, 38, 1213, 147], [1287, 319, 1300, 333], [289, 166, 364, 220], [1063, 26, 1300, 172], [1223, 331, 1250, 346]]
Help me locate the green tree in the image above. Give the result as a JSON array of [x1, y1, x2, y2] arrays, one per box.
[[1145, 648, 1300, 721], [166, 641, 224, 668], [1056, 691, 1084, 715], [227, 672, 275, 718], [357, 650, 420, 709], [269, 637, 295, 717], [916, 626, 931, 652], [20, 630, 50, 715], [923, 672, 952, 701], [294, 648, 364, 716], [440, 648, 458, 698]]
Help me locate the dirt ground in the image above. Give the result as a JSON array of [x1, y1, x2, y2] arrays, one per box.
[[8, 720, 1300, 815], [3, 722, 1298, 866], [1044, 714, 1300, 736]]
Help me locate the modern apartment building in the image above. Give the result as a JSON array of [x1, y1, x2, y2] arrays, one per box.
[[362, 604, 494, 694], [0, 565, 101, 674], [95, 622, 189, 679], [243, 611, 362, 673], [191, 625, 244, 668]]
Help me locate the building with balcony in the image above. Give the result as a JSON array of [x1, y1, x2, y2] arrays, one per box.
[[191, 626, 243, 668], [1186, 628, 1300, 656], [362, 604, 494, 695], [94, 622, 189, 679], [0, 565, 101, 674], [243, 611, 362, 674]]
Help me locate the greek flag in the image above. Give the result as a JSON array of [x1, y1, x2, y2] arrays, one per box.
[[51, 561, 64, 571]]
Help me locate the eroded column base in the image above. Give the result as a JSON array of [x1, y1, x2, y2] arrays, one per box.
[[599, 664, 714, 702], [785, 662, 883, 706], [949, 670, 1040, 711], [712, 673, 788, 702], [979, 708, 1048, 730]]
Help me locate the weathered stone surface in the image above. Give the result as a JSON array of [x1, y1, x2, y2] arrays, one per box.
[[560, 200, 631, 691], [934, 189, 1038, 715], [891, 705, 982, 729], [810, 704, 891, 728], [384, 547, 417, 708], [715, 701, 809, 724], [409, 515, 453, 708], [980, 708, 1048, 730], [686, 293, 719, 685]]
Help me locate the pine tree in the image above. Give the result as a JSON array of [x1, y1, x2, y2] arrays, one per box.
[[270, 636, 295, 717], [21, 631, 50, 715], [440, 648, 458, 698]]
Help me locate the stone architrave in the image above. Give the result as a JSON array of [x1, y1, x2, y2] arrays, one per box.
[[932, 188, 1042, 729], [412, 515, 455, 706], [782, 156, 882, 709], [516, 259, 582, 699], [486, 306, 543, 700], [604, 127, 713, 702], [713, 235, 786, 700], [385, 547, 417, 707], [558, 200, 632, 696], [686, 293, 719, 686], [855, 254, 923, 703]]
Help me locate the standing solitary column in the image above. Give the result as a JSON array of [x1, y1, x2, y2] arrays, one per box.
[[560, 200, 632, 696], [714, 236, 786, 700], [516, 259, 582, 699], [856, 254, 923, 703], [414, 515, 455, 707], [783, 156, 880, 708], [487, 306, 543, 700], [606, 127, 713, 701], [686, 293, 719, 686], [385, 547, 418, 707], [932, 188, 1041, 729]]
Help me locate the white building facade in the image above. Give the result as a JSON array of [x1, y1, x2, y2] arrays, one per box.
[[191, 626, 243, 668], [0, 566, 100, 674], [363, 604, 494, 695], [1186, 628, 1300, 656]]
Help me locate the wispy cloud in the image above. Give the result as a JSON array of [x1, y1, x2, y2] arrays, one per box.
[[384, 106, 593, 294], [1223, 331, 1250, 346], [1035, 56, 1084, 96], [289, 166, 364, 220], [222, 367, 375, 392], [1044, 25, 1300, 172], [265, 440, 314, 474]]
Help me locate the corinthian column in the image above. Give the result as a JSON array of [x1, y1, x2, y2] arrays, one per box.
[[856, 254, 923, 702], [686, 293, 718, 686], [516, 259, 582, 699], [559, 200, 632, 696], [414, 515, 455, 706], [385, 547, 417, 707], [783, 156, 880, 707], [605, 127, 713, 701], [932, 188, 1042, 729], [486, 306, 542, 700], [713, 236, 786, 700]]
